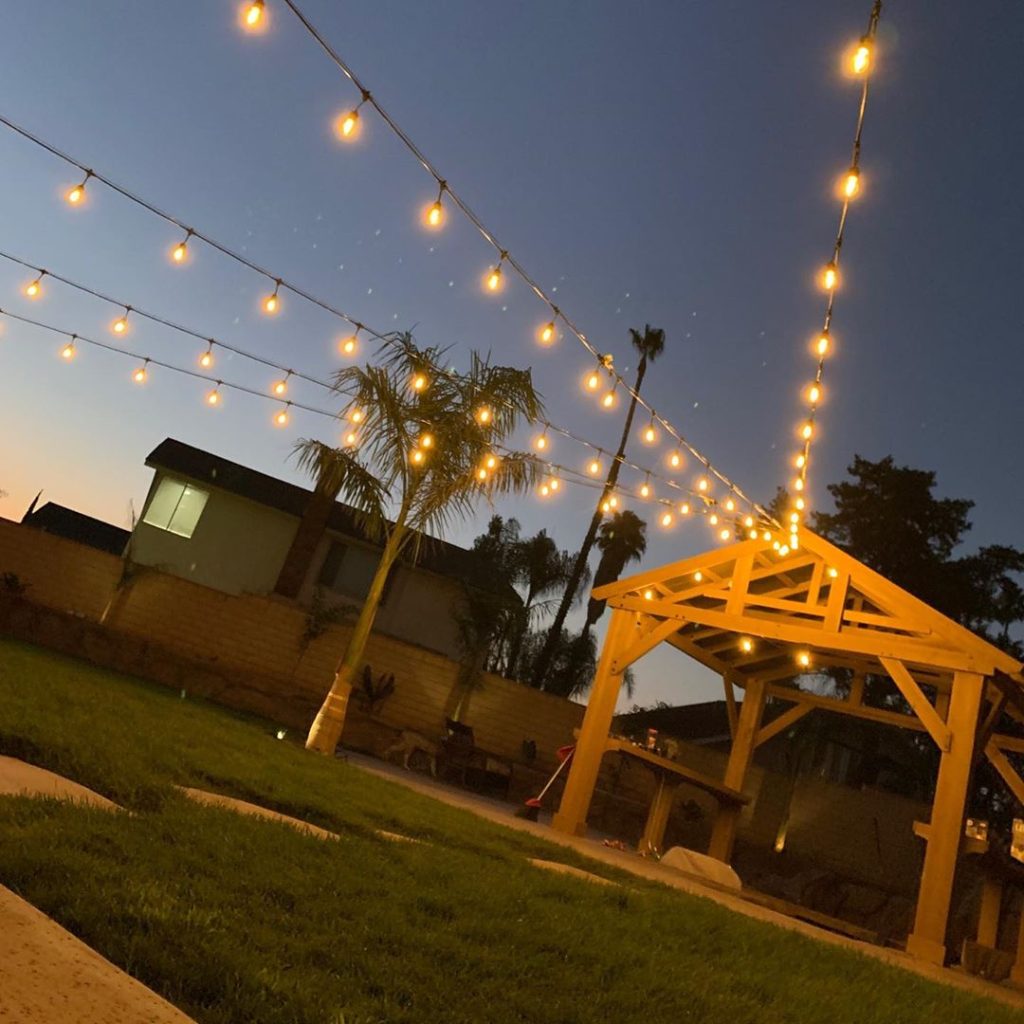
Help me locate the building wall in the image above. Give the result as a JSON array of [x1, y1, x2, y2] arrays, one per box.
[[300, 531, 465, 660], [132, 470, 297, 596]]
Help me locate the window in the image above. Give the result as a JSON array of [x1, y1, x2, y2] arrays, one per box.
[[142, 478, 209, 539], [318, 539, 395, 605]]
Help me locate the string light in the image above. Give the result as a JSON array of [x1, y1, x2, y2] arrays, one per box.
[[739, 637, 754, 654], [639, 476, 651, 499], [587, 455, 602, 477], [537, 321, 556, 346], [821, 261, 839, 291], [343, 430, 359, 447], [24, 273, 44, 299], [842, 166, 860, 199], [272, 373, 292, 397], [171, 230, 193, 264], [348, 407, 365, 424], [335, 91, 371, 141], [851, 36, 873, 75], [410, 372, 428, 393], [600, 385, 618, 410], [678, 502, 691, 516], [111, 308, 131, 336], [274, 404, 291, 427], [60, 337, 76, 361], [262, 280, 282, 315], [815, 332, 830, 357], [475, 405, 493, 426], [583, 367, 602, 392], [642, 416, 658, 445], [339, 329, 360, 357], [239, 5, 772, 529], [206, 384, 222, 406], [533, 432, 549, 452], [199, 343, 215, 369], [697, 476, 710, 493], [64, 173, 91, 206], [806, 383, 821, 404], [243, 1, 265, 30], [409, 447, 426, 466], [668, 450, 683, 469], [423, 182, 446, 229], [419, 431, 434, 449], [796, 650, 812, 668], [660, 511, 673, 528], [132, 359, 149, 384], [483, 253, 507, 293]]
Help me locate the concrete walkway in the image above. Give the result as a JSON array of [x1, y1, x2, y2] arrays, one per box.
[[347, 751, 1024, 1011]]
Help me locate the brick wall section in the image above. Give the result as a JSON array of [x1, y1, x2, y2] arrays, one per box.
[[0, 518, 583, 768]]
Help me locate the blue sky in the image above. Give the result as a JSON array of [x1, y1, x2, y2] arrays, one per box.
[[1, 1, 1022, 707]]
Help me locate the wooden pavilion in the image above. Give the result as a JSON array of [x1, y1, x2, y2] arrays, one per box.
[[551, 529, 1024, 965]]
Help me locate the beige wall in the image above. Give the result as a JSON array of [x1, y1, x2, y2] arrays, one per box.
[[133, 471, 297, 596]]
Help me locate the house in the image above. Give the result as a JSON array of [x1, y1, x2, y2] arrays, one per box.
[[22, 501, 130, 556], [129, 438, 489, 660]]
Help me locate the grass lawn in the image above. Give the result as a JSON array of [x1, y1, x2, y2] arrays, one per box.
[[0, 637, 1019, 1024]]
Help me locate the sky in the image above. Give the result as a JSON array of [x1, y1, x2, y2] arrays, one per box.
[[1, 1, 1023, 709]]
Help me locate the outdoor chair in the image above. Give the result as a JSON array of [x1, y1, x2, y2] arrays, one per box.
[[440, 718, 512, 799]]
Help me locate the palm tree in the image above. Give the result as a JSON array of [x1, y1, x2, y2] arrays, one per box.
[[531, 324, 666, 689], [583, 510, 648, 631], [298, 333, 542, 754]]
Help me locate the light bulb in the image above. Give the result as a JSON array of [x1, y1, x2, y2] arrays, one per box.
[[24, 276, 43, 299], [534, 434, 548, 451], [816, 332, 830, 357], [779, 543, 790, 556], [794, 478, 805, 492], [272, 378, 288, 396], [66, 183, 85, 206], [693, 571, 703, 582], [600, 500, 611, 513], [349, 408, 365, 424], [709, 513, 719, 526], [274, 407, 289, 427], [206, 387, 221, 406], [111, 312, 130, 336], [807, 383, 821, 404], [199, 347, 214, 369], [762, 531, 772, 542], [539, 483, 550, 498], [697, 476, 709, 493], [340, 333, 359, 357], [344, 430, 359, 447], [419, 432, 434, 449], [643, 589, 654, 601], [724, 497, 736, 512], [60, 341, 76, 361], [410, 448, 425, 465], [132, 363, 148, 384], [336, 109, 360, 140], [795, 497, 806, 511], [852, 37, 872, 75], [660, 511, 673, 528], [485, 454, 498, 470], [424, 200, 444, 229], [172, 239, 189, 264], [410, 373, 428, 393], [608, 495, 619, 509], [668, 450, 682, 469], [739, 637, 753, 654], [475, 405, 492, 425], [789, 511, 800, 525], [801, 422, 813, 441], [796, 650, 811, 668], [484, 264, 503, 292], [549, 478, 560, 492], [584, 370, 601, 391], [842, 166, 860, 199], [748, 528, 759, 540], [679, 502, 691, 516], [827, 566, 839, 579], [795, 453, 806, 469], [476, 467, 488, 482], [262, 287, 281, 315], [601, 388, 617, 409], [243, 0, 264, 29], [587, 458, 601, 476], [538, 321, 556, 346], [743, 515, 754, 528], [822, 261, 839, 291], [642, 424, 657, 445], [640, 482, 651, 499], [719, 528, 731, 542]]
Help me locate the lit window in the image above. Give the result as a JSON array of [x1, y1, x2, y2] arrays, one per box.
[[142, 478, 209, 539]]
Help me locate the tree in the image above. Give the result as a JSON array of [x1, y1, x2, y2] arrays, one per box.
[[583, 510, 648, 631], [531, 324, 666, 687], [297, 334, 542, 755]]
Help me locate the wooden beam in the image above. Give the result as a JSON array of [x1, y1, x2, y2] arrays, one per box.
[[613, 594, 982, 674], [727, 554, 753, 616], [723, 673, 738, 740], [765, 683, 928, 735], [986, 742, 1024, 808], [611, 616, 683, 673], [880, 657, 952, 752], [755, 703, 813, 748], [823, 570, 851, 632]]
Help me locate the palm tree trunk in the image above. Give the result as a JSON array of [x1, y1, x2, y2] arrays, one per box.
[[305, 523, 407, 754], [530, 356, 648, 689]]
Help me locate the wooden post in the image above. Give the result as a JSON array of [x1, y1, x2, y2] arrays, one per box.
[[639, 778, 679, 856], [906, 671, 984, 965], [708, 676, 766, 862], [1012, 903, 1024, 986], [552, 610, 633, 837]]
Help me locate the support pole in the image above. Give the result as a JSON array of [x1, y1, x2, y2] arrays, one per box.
[[906, 671, 984, 965], [552, 609, 633, 837], [708, 676, 766, 862]]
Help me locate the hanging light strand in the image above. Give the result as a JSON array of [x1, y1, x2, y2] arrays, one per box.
[[790, 0, 883, 531], [262, 1, 775, 525]]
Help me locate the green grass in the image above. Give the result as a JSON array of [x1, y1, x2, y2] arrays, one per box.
[[0, 638, 1019, 1024]]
